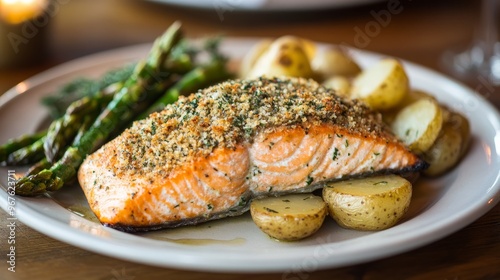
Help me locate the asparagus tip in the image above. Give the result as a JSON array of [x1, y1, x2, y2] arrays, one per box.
[[14, 169, 58, 196]]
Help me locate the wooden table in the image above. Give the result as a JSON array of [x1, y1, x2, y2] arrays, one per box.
[[1, 0, 499, 279]]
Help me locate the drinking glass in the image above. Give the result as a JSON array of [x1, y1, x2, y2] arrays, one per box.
[[442, 0, 500, 85]]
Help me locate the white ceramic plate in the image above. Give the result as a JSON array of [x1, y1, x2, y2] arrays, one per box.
[[1, 38, 500, 273], [146, 0, 384, 11]]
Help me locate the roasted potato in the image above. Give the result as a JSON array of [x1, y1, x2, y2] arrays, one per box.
[[246, 36, 315, 79], [382, 89, 437, 124], [322, 76, 352, 99], [322, 175, 412, 231], [311, 46, 362, 81], [422, 122, 462, 176], [351, 58, 409, 111], [398, 89, 436, 108], [423, 110, 470, 176], [295, 37, 317, 61], [448, 110, 471, 158], [239, 39, 272, 78], [391, 98, 443, 154], [250, 194, 327, 241]]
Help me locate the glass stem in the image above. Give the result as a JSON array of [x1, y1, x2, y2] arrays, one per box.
[[479, 0, 497, 62]]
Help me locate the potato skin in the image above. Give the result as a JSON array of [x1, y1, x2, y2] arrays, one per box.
[[246, 36, 314, 79], [250, 194, 327, 241], [351, 58, 409, 111], [423, 110, 470, 176], [239, 39, 272, 78], [448, 110, 470, 158], [383, 90, 437, 124], [422, 124, 462, 176], [391, 98, 443, 154], [322, 175, 412, 231], [322, 76, 352, 99], [312, 46, 361, 81]]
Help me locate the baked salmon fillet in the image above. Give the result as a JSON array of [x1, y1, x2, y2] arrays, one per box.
[[78, 77, 427, 232]]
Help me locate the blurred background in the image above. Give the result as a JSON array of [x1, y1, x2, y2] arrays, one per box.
[[0, 0, 495, 104]]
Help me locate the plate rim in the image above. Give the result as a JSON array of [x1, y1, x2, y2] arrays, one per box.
[[145, 0, 385, 12]]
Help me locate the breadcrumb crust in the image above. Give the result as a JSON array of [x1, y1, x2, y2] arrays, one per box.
[[113, 77, 392, 177]]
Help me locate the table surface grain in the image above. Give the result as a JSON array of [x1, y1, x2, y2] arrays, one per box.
[[1, 0, 500, 279]]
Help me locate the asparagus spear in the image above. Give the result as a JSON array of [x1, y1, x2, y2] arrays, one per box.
[[137, 58, 231, 119], [15, 22, 183, 196], [25, 158, 50, 177], [71, 114, 96, 147], [26, 97, 111, 176], [41, 63, 135, 119], [4, 88, 116, 165], [43, 91, 115, 162], [0, 131, 46, 163], [2, 87, 117, 165], [6, 137, 45, 166]]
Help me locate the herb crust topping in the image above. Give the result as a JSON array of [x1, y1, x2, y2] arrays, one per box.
[[113, 77, 390, 176]]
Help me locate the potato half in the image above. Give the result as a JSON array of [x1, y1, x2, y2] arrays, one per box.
[[448, 110, 471, 158], [322, 175, 412, 231], [239, 39, 272, 78], [382, 89, 437, 124], [250, 194, 327, 241], [246, 36, 314, 79], [423, 110, 470, 176], [322, 76, 352, 99], [311, 46, 361, 81], [422, 122, 462, 176], [391, 98, 443, 154], [351, 58, 409, 111]]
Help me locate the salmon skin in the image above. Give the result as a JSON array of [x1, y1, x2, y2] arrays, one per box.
[[78, 77, 427, 232]]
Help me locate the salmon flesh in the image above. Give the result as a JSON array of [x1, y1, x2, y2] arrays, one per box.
[[78, 77, 427, 232]]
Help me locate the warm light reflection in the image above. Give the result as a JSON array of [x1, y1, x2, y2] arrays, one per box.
[[0, 0, 48, 24], [495, 132, 500, 156], [69, 216, 111, 237], [482, 142, 492, 164], [14, 81, 29, 94]]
